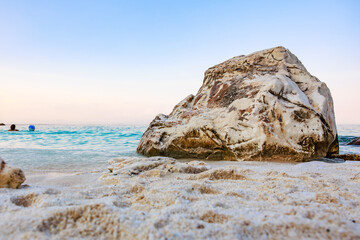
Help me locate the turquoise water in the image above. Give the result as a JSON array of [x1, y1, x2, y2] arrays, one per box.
[[0, 125, 147, 172], [0, 124, 359, 172], [337, 125, 360, 155]]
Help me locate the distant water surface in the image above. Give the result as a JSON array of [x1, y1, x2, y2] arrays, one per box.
[[0, 124, 359, 172], [337, 125, 360, 155], [0, 125, 146, 172]]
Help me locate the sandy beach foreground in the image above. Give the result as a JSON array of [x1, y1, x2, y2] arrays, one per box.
[[0, 158, 359, 239]]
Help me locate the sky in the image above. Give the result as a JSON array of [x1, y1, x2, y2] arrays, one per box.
[[0, 0, 359, 125]]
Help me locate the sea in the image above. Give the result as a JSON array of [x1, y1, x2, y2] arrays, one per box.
[[0, 125, 147, 172], [0, 124, 359, 173]]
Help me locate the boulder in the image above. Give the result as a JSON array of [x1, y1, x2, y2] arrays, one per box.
[[347, 137, 360, 145], [0, 158, 26, 189], [137, 46, 338, 161]]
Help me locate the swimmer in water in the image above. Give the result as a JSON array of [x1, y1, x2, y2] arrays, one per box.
[[8, 124, 19, 131]]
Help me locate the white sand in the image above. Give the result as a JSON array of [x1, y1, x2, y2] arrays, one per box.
[[0, 158, 359, 239]]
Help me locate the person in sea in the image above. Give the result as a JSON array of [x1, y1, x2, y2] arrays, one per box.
[[8, 124, 19, 131]]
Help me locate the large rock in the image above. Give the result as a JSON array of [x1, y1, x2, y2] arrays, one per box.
[[137, 46, 338, 161], [0, 158, 26, 189]]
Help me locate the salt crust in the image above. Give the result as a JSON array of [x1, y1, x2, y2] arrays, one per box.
[[0, 157, 359, 239]]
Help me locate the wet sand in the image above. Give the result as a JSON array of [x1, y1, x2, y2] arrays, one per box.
[[24, 171, 102, 187]]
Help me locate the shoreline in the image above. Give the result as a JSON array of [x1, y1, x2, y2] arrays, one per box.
[[21, 158, 354, 187], [24, 171, 103, 187], [22, 159, 298, 187]]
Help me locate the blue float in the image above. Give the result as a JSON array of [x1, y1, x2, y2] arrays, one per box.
[[28, 125, 35, 131]]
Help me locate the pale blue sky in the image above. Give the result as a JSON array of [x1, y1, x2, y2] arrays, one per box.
[[0, 0, 359, 124]]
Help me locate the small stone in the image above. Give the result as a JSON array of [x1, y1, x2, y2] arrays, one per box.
[[243, 220, 250, 226], [197, 224, 205, 229], [0, 158, 26, 189]]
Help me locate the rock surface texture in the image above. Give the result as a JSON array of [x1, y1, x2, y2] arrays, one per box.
[[137, 46, 338, 161], [347, 137, 360, 146], [0, 158, 26, 189]]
